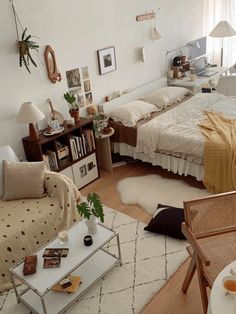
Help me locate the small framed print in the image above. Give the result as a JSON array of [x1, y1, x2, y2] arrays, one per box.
[[97, 46, 116, 75], [79, 164, 87, 178], [51, 119, 61, 131]]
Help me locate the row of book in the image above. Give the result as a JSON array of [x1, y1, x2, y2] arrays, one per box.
[[69, 128, 95, 161], [42, 129, 95, 171]]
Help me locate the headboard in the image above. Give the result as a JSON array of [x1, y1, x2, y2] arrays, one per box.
[[98, 77, 167, 113]]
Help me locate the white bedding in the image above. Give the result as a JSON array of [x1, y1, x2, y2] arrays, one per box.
[[135, 93, 236, 164]]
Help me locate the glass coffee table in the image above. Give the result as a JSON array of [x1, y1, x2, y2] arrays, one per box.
[[9, 220, 122, 314]]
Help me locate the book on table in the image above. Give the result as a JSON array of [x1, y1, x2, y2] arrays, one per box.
[[51, 275, 81, 293]]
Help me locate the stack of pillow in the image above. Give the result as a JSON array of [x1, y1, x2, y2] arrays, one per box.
[[108, 87, 191, 127]]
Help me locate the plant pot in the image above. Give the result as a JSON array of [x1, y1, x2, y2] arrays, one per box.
[[85, 215, 98, 235], [18, 41, 29, 55], [69, 109, 80, 123]]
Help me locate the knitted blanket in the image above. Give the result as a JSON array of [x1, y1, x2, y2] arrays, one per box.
[[199, 110, 236, 193]]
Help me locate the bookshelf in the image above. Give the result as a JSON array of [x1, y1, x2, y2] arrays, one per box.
[[22, 118, 99, 189]]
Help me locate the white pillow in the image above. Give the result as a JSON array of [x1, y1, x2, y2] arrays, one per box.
[[0, 145, 19, 199], [108, 100, 158, 127], [141, 87, 191, 109]]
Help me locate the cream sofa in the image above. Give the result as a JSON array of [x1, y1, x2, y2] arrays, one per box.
[[0, 146, 80, 291]]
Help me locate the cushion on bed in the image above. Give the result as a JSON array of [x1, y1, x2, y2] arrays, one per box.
[[140, 87, 191, 109], [108, 100, 158, 127], [144, 203, 185, 239], [3, 160, 46, 200]]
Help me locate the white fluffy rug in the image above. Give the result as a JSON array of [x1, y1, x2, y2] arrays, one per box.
[[1, 206, 187, 314], [117, 174, 211, 214]]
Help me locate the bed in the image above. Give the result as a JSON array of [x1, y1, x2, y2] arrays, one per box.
[[99, 78, 236, 182]]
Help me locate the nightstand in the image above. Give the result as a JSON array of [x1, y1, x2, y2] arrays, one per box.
[[95, 128, 114, 173]]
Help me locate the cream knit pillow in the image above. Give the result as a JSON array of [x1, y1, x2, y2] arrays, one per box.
[[3, 160, 46, 200]]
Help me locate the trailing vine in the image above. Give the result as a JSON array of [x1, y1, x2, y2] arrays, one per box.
[[10, 0, 39, 73]]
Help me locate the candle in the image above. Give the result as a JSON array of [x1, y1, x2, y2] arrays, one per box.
[[58, 230, 68, 244]]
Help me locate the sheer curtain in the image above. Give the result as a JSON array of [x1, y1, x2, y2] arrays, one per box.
[[204, 0, 236, 66]]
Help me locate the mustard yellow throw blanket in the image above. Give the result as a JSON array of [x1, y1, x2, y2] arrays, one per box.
[[199, 110, 236, 193]]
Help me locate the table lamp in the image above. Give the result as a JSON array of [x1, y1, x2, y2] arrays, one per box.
[[16, 102, 45, 141], [209, 20, 236, 66]]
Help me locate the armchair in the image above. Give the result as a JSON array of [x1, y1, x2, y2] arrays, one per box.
[[181, 191, 236, 314]]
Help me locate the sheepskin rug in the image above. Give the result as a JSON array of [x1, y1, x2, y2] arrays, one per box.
[[117, 174, 211, 214]]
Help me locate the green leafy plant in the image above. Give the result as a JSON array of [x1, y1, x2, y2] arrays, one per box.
[[63, 92, 79, 110], [77, 193, 104, 223], [18, 28, 39, 73]]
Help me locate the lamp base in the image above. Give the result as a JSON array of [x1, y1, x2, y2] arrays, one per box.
[[29, 123, 39, 141]]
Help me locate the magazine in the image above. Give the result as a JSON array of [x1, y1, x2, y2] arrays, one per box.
[[43, 257, 61, 268], [43, 248, 69, 258]]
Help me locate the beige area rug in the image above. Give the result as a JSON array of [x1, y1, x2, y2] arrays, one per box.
[[117, 174, 211, 214], [1, 206, 187, 314]]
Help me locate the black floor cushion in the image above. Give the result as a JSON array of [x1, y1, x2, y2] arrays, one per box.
[[144, 203, 186, 239]]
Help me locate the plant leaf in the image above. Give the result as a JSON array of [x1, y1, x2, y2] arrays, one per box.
[[77, 202, 91, 220], [88, 193, 104, 223], [21, 28, 27, 40], [27, 52, 37, 67]]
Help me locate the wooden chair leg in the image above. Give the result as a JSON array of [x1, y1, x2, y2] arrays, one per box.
[[196, 256, 209, 314], [182, 255, 196, 293]]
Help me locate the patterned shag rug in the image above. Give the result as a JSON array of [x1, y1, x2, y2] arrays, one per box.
[[1, 206, 187, 314], [117, 174, 211, 214]]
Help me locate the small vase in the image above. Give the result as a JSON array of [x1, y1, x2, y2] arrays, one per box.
[[85, 215, 98, 235], [69, 109, 80, 123]]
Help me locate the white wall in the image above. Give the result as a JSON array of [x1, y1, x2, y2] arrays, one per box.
[[0, 0, 204, 157]]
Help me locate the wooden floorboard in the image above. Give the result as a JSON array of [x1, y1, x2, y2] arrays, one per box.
[[81, 161, 204, 314]]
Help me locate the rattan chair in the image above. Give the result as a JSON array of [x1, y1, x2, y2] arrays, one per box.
[[181, 191, 236, 314]]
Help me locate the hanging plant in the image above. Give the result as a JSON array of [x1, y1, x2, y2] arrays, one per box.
[[10, 0, 39, 73], [18, 28, 39, 73]]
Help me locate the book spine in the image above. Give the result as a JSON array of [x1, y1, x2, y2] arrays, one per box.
[[79, 137, 84, 156], [69, 138, 76, 161]]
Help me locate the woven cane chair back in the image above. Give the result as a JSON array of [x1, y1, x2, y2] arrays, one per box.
[[184, 192, 236, 238]]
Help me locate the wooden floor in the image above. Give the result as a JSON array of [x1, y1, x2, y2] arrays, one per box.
[[81, 161, 204, 314]]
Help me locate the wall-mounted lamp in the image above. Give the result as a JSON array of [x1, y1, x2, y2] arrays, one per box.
[[16, 102, 45, 141], [44, 45, 62, 83]]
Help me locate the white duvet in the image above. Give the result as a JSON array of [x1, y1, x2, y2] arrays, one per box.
[[136, 93, 236, 164]]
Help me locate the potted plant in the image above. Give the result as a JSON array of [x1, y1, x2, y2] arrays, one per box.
[[77, 193, 104, 234], [18, 28, 39, 73], [63, 92, 80, 122]]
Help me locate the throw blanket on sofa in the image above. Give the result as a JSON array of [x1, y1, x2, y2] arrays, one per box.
[[199, 111, 236, 193], [0, 171, 80, 292]]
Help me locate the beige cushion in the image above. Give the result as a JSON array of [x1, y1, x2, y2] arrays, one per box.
[[3, 161, 46, 200], [108, 100, 158, 127], [140, 87, 191, 109]]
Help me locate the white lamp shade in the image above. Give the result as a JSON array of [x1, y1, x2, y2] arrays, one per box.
[[16, 102, 45, 124], [209, 20, 236, 38]]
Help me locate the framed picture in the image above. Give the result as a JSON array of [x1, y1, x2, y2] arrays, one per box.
[[66, 68, 81, 91], [97, 46, 116, 75]]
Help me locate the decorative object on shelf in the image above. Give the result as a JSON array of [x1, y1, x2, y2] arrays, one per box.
[[44, 45, 61, 83], [10, 0, 39, 73], [77, 193, 104, 235], [16, 102, 45, 141], [209, 20, 236, 66], [86, 104, 98, 118], [92, 113, 109, 138], [64, 92, 80, 123], [47, 98, 64, 125], [97, 46, 116, 75], [43, 126, 64, 137]]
